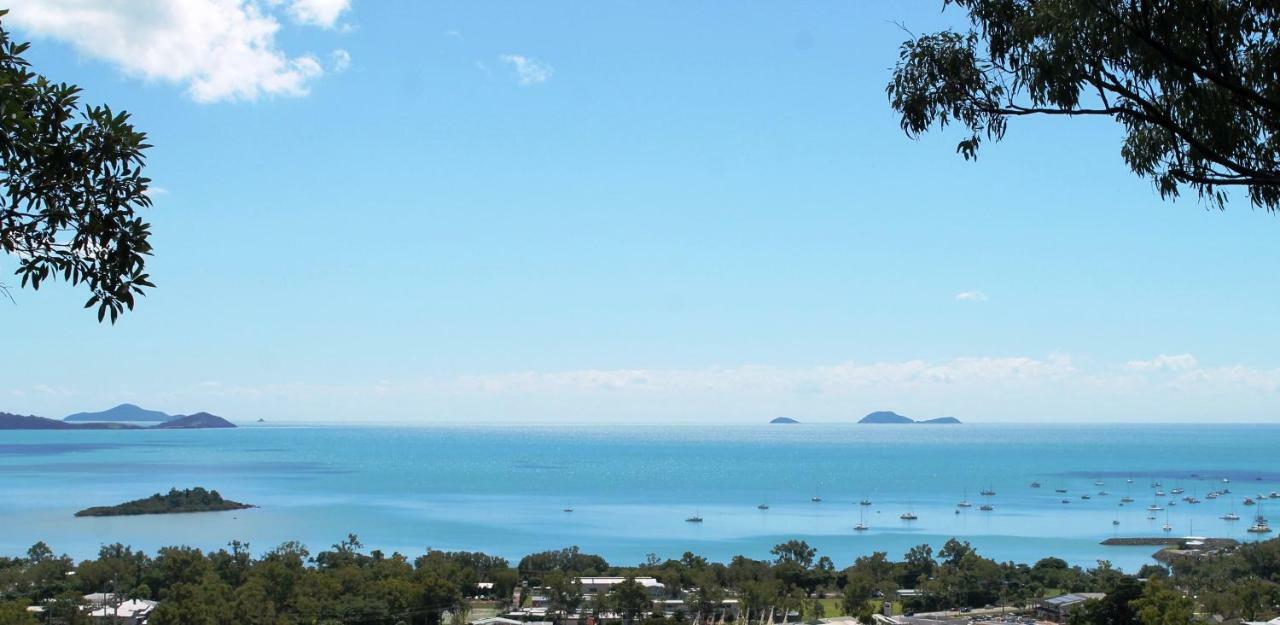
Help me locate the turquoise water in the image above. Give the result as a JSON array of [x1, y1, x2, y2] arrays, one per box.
[[2, 424, 1277, 571]]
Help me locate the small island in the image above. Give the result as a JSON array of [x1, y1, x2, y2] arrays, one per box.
[[0, 412, 142, 430], [153, 412, 237, 429], [770, 417, 800, 424], [858, 411, 961, 424], [0, 409, 236, 430], [75, 487, 254, 517]]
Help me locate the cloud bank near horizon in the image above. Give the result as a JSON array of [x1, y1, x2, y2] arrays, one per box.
[[8, 353, 1279, 424]]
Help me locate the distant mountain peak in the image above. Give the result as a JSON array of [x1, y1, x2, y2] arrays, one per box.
[[4, 410, 235, 430], [155, 413, 236, 429], [859, 411, 915, 424], [858, 411, 961, 424], [920, 416, 962, 424], [770, 417, 800, 424], [64, 404, 172, 422]]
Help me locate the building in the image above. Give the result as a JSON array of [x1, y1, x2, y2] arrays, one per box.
[[1036, 593, 1105, 623], [653, 598, 740, 619], [880, 612, 967, 625], [574, 577, 667, 599], [470, 618, 526, 625], [88, 598, 158, 624]]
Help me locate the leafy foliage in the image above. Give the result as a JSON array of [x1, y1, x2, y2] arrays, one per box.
[[2, 536, 1279, 625], [887, 1, 1280, 211], [0, 10, 154, 321]]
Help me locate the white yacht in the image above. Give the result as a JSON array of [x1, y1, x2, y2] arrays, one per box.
[[854, 508, 869, 531]]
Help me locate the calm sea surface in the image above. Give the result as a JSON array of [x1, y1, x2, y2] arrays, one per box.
[[2, 423, 1277, 571]]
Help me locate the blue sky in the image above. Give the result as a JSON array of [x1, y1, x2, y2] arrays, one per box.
[[3, 1, 1279, 424]]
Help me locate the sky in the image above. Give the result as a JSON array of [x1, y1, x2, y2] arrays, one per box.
[[2, 1, 1278, 424]]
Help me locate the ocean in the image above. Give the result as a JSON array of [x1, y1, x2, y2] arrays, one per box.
[[2, 423, 1276, 571]]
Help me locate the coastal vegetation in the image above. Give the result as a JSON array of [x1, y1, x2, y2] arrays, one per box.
[[2, 535, 1277, 625], [74, 488, 253, 517]]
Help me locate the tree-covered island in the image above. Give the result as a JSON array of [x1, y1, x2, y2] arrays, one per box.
[[74, 488, 253, 517]]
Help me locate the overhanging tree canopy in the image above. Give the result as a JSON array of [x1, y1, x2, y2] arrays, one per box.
[[887, 0, 1280, 210], [0, 10, 154, 322]]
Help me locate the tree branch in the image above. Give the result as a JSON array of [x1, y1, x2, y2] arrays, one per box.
[[1087, 0, 1280, 116]]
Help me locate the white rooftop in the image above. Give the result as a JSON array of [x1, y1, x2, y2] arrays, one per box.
[[470, 618, 524, 625], [87, 599, 157, 618], [576, 576, 664, 588]]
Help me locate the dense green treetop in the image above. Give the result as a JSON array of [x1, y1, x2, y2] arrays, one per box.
[[888, 1, 1280, 211], [74, 488, 252, 517], [0, 10, 154, 321], [2, 535, 1279, 625]]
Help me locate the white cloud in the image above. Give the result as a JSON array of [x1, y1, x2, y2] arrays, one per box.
[[329, 48, 351, 73], [5, 1, 339, 103], [498, 54, 553, 86], [955, 290, 989, 302], [1124, 353, 1198, 372], [282, 0, 351, 29]]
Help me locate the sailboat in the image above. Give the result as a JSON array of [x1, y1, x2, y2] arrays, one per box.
[[980, 484, 996, 496], [859, 498, 873, 506], [1120, 483, 1135, 504], [957, 488, 973, 508], [686, 511, 704, 523], [1221, 496, 1240, 521], [900, 498, 918, 521], [563, 504, 574, 513], [854, 507, 869, 531], [1161, 509, 1172, 532], [1112, 507, 1120, 526], [1248, 502, 1272, 533], [757, 499, 769, 510]]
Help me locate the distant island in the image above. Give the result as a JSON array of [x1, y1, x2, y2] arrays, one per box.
[[64, 403, 172, 422], [769, 417, 800, 424], [153, 412, 237, 429], [75, 487, 254, 517], [0, 412, 141, 430], [0, 411, 236, 430], [858, 411, 961, 424]]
